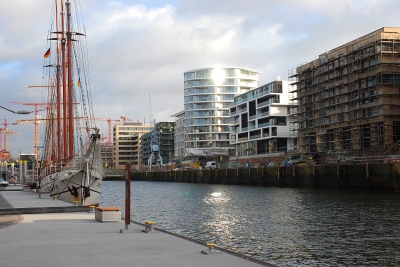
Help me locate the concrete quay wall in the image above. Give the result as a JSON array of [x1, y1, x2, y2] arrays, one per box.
[[107, 163, 400, 192]]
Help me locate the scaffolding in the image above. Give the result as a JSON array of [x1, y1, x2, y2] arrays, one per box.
[[290, 27, 400, 161]]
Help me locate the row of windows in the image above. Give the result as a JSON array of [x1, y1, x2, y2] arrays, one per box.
[[301, 107, 380, 128], [185, 110, 230, 118], [185, 95, 234, 102], [185, 118, 231, 125], [117, 127, 150, 131], [185, 102, 231, 110]]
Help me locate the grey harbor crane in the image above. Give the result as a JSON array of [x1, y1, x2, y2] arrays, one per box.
[[148, 95, 163, 171]]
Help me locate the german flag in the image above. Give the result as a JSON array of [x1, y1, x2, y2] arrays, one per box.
[[44, 48, 50, 58]]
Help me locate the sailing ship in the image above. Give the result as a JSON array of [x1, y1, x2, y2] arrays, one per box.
[[37, 0, 104, 206]]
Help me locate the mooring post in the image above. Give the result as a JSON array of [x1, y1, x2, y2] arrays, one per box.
[[120, 162, 133, 233]]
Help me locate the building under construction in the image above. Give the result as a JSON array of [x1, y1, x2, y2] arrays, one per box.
[[289, 27, 400, 162]]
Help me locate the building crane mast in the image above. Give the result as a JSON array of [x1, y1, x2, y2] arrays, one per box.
[[148, 95, 163, 171], [1, 119, 18, 153], [0, 127, 3, 151]]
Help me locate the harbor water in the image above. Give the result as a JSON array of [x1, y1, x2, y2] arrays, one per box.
[[100, 180, 400, 266]]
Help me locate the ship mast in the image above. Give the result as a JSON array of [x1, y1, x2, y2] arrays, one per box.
[[56, 0, 61, 162], [61, 0, 68, 160], [66, 0, 74, 159]]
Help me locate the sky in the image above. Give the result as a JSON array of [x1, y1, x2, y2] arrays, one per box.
[[0, 0, 399, 157]]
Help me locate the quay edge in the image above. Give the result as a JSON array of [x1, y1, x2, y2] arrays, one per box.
[[104, 163, 400, 192]]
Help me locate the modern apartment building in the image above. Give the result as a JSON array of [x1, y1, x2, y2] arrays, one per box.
[[140, 121, 176, 168], [289, 27, 400, 160], [230, 80, 295, 159], [172, 67, 259, 161], [113, 122, 151, 170]]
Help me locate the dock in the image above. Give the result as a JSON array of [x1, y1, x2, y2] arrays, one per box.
[[0, 186, 276, 267]]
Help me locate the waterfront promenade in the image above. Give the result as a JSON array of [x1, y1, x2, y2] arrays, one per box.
[[0, 186, 272, 267]]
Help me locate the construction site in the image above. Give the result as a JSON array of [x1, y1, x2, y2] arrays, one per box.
[[288, 27, 400, 163]]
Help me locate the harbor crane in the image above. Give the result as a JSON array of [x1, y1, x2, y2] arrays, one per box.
[[147, 95, 163, 171]]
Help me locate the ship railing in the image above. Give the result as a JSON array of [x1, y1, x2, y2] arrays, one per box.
[[40, 157, 104, 178]]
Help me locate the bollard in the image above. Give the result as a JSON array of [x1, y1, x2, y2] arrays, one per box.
[[201, 243, 222, 255], [142, 221, 157, 233], [89, 206, 96, 213]]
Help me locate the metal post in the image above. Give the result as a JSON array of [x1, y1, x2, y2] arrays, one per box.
[[125, 162, 131, 227], [120, 162, 133, 233], [19, 161, 22, 184], [23, 160, 27, 185]]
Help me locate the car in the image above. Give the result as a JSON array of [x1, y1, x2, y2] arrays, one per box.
[[0, 178, 9, 187], [206, 161, 217, 169]]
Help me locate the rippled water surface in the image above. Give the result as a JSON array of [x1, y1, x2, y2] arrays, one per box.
[[100, 181, 400, 266]]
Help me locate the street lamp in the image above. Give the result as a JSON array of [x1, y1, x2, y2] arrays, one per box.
[[0, 105, 34, 115]]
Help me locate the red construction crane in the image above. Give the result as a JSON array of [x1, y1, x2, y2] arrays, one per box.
[[120, 116, 132, 124], [93, 118, 121, 143]]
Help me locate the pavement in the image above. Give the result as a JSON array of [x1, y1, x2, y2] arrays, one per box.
[[0, 185, 276, 267]]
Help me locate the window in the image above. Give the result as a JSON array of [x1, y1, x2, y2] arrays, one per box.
[[330, 115, 335, 124], [321, 117, 327, 126], [339, 85, 345, 94]]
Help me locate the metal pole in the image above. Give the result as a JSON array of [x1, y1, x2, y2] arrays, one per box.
[[125, 162, 131, 229], [120, 162, 133, 233]]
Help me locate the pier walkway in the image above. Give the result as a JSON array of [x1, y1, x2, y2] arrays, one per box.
[[0, 186, 274, 267]]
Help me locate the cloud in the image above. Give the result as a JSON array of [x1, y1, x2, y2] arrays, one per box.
[[1, 0, 400, 157]]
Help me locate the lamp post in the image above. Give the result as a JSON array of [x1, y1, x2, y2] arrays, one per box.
[[0, 105, 34, 115]]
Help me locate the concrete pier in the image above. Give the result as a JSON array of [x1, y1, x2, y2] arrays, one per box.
[[0, 186, 275, 267]]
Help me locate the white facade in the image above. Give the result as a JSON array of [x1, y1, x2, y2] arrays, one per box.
[[173, 67, 259, 160], [230, 80, 296, 158]]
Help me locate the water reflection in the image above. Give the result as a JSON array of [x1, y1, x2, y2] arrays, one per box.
[[100, 181, 400, 266]]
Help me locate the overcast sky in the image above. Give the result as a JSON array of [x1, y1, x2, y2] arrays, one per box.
[[0, 0, 399, 157]]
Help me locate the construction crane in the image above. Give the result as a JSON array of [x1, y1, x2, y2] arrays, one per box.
[[11, 101, 80, 160], [2, 121, 18, 152], [120, 116, 132, 124], [0, 127, 3, 151], [92, 118, 120, 144], [12, 116, 84, 164], [0, 120, 10, 152], [10, 102, 50, 158], [148, 95, 163, 171]]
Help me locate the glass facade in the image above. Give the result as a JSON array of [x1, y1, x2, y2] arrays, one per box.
[[182, 67, 259, 156]]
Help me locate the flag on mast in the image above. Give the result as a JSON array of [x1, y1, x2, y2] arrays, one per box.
[[44, 48, 50, 58]]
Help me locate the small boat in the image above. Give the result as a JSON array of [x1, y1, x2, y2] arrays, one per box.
[[37, 0, 104, 206]]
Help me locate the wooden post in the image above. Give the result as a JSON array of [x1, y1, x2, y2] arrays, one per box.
[[125, 162, 131, 228]]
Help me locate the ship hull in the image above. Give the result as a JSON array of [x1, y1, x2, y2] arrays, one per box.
[[38, 158, 104, 206]]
